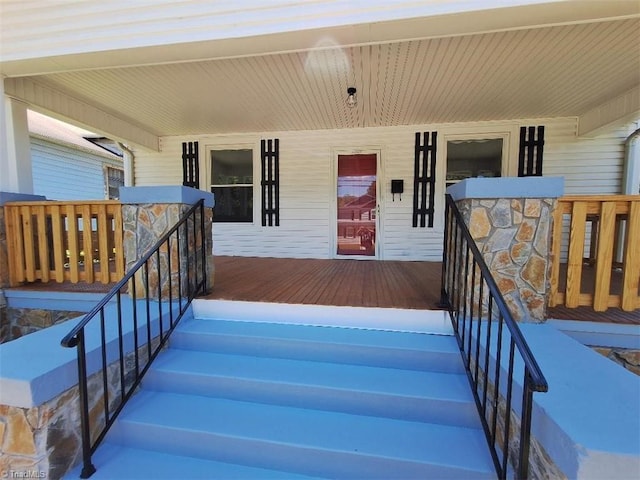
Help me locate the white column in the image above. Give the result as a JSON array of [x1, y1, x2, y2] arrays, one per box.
[[0, 76, 10, 192], [1, 83, 33, 194], [623, 126, 640, 195]]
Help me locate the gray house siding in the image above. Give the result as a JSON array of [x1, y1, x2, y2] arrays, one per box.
[[31, 137, 123, 200]]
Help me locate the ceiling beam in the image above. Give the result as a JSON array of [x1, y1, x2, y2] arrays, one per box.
[[578, 86, 640, 138], [3, 77, 159, 151]]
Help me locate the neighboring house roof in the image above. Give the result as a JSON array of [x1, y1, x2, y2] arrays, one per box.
[[28, 110, 122, 161]]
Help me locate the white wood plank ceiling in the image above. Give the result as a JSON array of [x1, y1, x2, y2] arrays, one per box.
[[5, 13, 640, 139]]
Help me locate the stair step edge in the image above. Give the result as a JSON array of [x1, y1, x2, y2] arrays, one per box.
[[147, 349, 473, 402], [110, 390, 493, 474]]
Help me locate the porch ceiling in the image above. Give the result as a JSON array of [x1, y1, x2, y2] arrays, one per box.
[[2, 3, 639, 144]]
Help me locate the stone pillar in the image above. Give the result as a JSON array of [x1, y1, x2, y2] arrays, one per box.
[[120, 186, 214, 300], [448, 177, 564, 323]]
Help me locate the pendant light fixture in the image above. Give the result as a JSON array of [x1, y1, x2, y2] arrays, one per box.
[[346, 87, 357, 108]]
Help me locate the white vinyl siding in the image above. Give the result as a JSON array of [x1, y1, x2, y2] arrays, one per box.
[[542, 117, 627, 194], [132, 117, 630, 261], [31, 137, 123, 200]]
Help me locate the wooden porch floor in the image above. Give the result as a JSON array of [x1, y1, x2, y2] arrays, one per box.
[[205, 256, 443, 310], [207, 257, 638, 324]]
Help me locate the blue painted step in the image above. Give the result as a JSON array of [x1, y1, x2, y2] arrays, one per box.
[[145, 348, 480, 428], [171, 317, 464, 373], [108, 390, 495, 479], [69, 443, 322, 479]]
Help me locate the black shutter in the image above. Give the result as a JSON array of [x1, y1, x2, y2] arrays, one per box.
[[518, 126, 545, 177], [182, 141, 199, 188], [261, 138, 280, 227], [413, 131, 437, 228]]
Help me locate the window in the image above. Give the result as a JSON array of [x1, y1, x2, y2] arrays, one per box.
[[105, 166, 124, 200], [210, 149, 253, 222], [446, 138, 503, 188]]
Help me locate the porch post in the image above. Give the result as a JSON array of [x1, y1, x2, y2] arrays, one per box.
[[120, 186, 214, 300], [448, 177, 564, 323], [1, 83, 34, 194]]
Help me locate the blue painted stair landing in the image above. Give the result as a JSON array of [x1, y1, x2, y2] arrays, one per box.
[[71, 301, 496, 479]]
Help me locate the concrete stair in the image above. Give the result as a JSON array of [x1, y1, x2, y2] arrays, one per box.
[[71, 305, 496, 479]]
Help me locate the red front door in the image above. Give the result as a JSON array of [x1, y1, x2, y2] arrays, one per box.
[[336, 154, 377, 257]]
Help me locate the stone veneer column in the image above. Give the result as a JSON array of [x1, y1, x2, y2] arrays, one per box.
[[447, 177, 564, 323], [120, 186, 215, 300]]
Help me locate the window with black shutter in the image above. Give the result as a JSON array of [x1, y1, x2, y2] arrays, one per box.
[[210, 149, 253, 223]]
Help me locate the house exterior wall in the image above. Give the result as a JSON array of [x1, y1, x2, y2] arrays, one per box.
[[543, 119, 630, 194], [30, 137, 123, 200], [133, 117, 630, 261]]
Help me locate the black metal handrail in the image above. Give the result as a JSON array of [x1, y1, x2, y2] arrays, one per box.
[[440, 194, 548, 480], [61, 199, 208, 478]]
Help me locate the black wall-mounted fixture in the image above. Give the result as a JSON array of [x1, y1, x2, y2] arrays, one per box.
[[391, 179, 404, 201]]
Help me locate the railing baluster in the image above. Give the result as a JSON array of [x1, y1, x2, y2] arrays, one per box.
[[51, 205, 65, 283], [36, 205, 50, 283], [81, 205, 94, 284], [167, 235, 174, 329], [21, 205, 36, 282], [99, 309, 109, 425], [116, 292, 125, 401], [474, 284, 485, 385], [145, 260, 152, 363], [67, 205, 80, 283], [192, 208, 197, 292], [466, 255, 474, 369], [185, 217, 191, 297], [492, 313, 504, 450], [176, 227, 183, 314], [482, 295, 494, 416], [467, 258, 477, 349], [461, 243, 470, 343], [502, 339, 517, 476], [518, 372, 536, 480], [74, 330, 96, 478], [157, 249, 163, 340], [440, 200, 451, 308], [97, 204, 110, 285], [200, 204, 207, 294], [451, 224, 459, 317], [131, 282, 140, 379]]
